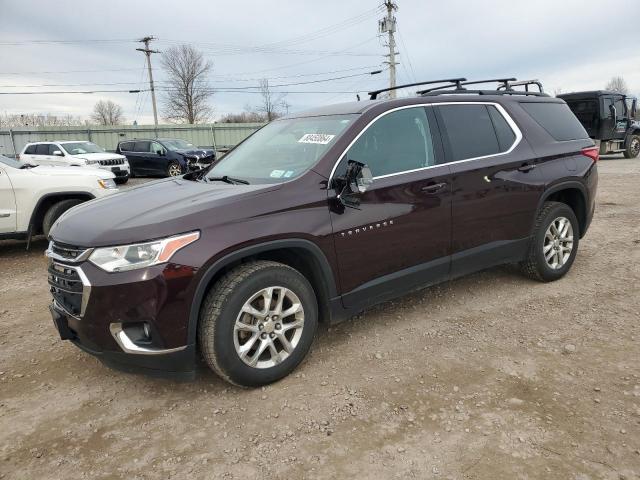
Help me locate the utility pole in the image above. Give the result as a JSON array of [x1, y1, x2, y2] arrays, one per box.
[[136, 36, 160, 126], [379, 1, 399, 98]]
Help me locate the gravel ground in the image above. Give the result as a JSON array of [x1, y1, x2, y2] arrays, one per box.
[[1, 159, 639, 479]]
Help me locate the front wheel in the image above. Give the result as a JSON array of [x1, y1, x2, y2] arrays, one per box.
[[624, 135, 640, 159], [520, 201, 579, 282], [167, 161, 182, 177], [42, 199, 83, 237], [198, 261, 318, 387]]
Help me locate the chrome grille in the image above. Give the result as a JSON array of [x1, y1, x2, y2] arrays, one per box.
[[98, 158, 125, 166], [48, 242, 91, 263]]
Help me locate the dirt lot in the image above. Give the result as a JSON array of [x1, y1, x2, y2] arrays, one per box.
[[1, 158, 639, 480]]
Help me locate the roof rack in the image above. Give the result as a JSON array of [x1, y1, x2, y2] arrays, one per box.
[[368, 78, 467, 100], [418, 77, 549, 97], [497, 79, 544, 93]]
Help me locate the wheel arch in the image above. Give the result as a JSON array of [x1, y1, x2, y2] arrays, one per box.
[[28, 192, 94, 243], [536, 182, 588, 238], [187, 239, 339, 345]]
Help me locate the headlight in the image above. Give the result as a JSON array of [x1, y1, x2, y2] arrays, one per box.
[[85, 159, 100, 165], [88, 231, 200, 272], [98, 179, 117, 190]]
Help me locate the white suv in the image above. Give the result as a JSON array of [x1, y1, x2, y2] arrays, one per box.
[[0, 154, 118, 242], [19, 141, 131, 184]]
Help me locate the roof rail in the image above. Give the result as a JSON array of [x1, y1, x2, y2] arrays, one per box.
[[368, 78, 467, 100]]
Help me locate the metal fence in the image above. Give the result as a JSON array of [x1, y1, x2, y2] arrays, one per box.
[[0, 123, 263, 157]]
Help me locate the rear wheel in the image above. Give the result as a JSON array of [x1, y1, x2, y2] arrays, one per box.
[[624, 135, 640, 159], [42, 199, 83, 237], [167, 161, 182, 177], [198, 261, 318, 387], [520, 201, 579, 282]]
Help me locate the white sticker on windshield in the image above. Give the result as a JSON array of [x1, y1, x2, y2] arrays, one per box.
[[270, 170, 285, 178], [298, 133, 335, 145], [283, 170, 294, 178]]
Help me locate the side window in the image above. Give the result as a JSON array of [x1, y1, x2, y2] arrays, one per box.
[[133, 141, 150, 153], [35, 144, 50, 155], [487, 106, 516, 151], [48, 144, 60, 155], [24, 145, 37, 155], [521, 102, 589, 141], [602, 97, 614, 118], [119, 142, 133, 152], [438, 104, 501, 162], [345, 107, 436, 178], [614, 98, 626, 119], [150, 142, 164, 154]]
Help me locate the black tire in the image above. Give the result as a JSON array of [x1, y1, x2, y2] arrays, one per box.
[[623, 135, 640, 159], [198, 260, 318, 387], [520, 201, 580, 282], [115, 177, 129, 185], [166, 161, 182, 177], [42, 199, 83, 237]]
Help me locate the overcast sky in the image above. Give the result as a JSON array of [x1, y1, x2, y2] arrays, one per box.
[[1, 0, 638, 124]]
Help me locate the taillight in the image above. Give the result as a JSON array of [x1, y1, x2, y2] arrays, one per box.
[[581, 146, 599, 162]]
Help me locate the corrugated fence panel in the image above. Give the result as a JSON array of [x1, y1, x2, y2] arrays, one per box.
[[0, 123, 263, 157]]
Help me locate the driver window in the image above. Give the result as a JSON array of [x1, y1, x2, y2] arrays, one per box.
[[345, 107, 435, 178], [151, 142, 164, 154], [614, 98, 626, 119]]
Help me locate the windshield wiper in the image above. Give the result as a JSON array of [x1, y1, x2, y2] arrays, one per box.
[[207, 175, 250, 185]]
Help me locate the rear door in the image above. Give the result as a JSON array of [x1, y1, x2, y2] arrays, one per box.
[[131, 141, 151, 174], [0, 165, 17, 233], [32, 143, 56, 166], [330, 105, 452, 308], [434, 102, 541, 277]]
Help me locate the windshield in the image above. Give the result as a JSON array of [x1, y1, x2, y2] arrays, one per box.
[[206, 114, 356, 184], [163, 139, 196, 150], [0, 155, 21, 168], [61, 142, 105, 155]]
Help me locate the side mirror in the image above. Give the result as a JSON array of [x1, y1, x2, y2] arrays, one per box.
[[53, 150, 63, 156], [337, 160, 373, 209]]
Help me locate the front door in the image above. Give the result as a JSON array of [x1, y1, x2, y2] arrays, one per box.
[[0, 166, 17, 233], [434, 103, 542, 277], [131, 141, 151, 174], [329, 106, 452, 309]]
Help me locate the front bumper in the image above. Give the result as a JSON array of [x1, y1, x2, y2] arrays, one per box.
[[98, 163, 130, 178], [46, 244, 197, 378]]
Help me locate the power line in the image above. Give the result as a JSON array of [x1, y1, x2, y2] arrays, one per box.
[[0, 38, 137, 46], [0, 89, 146, 95], [0, 67, 143, 76], [397, 29, 417, 83]]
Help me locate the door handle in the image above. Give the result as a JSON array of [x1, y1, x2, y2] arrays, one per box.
[[421, 182, 447, 193], [517, 164, 536, 173]]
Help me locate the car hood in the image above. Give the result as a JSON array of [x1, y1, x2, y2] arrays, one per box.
[[71, 152, 127, 161], [30, 165, 115, 179], [50, 177, 279, 247], [174, 148, 215, 159]]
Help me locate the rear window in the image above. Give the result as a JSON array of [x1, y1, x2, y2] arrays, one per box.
[[520, 102, 588, 141], [35, 144, 50, 155], [438, 104, 512, 162], [133, 141, 150, 153]]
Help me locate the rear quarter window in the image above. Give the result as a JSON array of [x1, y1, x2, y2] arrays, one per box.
[[520, 102, 589, 141], [24, 145, 37, 154]]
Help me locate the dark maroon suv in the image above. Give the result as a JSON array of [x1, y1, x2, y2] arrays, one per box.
[[46, 78, 598, 387]]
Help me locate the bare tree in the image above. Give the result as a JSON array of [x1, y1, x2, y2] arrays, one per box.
[[256, 79, 288, 121], [161, 44, 213, 124], [219, 111, 266, 123], [552, 87, 563, 97], [605, 76, 629, 94], [0, 113, 83, 128], [91, 100, 124, 125]]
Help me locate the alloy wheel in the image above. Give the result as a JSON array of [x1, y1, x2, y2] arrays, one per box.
[[168, 163, 182, 176], [630, 138, 640, 157], [543, 216, 573, 269], [234, 286, 305, 369]]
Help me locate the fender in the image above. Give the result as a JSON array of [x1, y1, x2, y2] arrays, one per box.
[[186, 238, 339, 345], [532, 180, 588, 236], [26, 191, 94, 248]]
